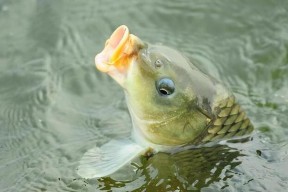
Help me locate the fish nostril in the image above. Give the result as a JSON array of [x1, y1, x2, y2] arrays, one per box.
[[154, 59, 163, 68], [155, 59, 163, 68]]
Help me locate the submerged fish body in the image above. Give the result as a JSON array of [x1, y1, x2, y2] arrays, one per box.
[[77, 25, 253, 178]]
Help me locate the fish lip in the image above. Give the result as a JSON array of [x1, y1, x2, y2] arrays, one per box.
[[95, 25, 130, 73], [95, 25, 145, 86], [108, 25, 129, 50]]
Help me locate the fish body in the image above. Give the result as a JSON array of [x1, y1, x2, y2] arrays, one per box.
[[77, 25, 253, 178]]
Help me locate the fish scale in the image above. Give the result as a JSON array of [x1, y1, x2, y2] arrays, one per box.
[[201, 96, 254, 143]]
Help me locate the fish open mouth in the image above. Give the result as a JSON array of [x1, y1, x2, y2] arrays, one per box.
[[95, 25, 144, 84]]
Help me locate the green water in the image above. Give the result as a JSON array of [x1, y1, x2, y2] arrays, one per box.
[[0, 0, 288, 191]]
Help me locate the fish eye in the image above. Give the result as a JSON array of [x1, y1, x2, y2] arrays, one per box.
[[156, 78, 175, 96]]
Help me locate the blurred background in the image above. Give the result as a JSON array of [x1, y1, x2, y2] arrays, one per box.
[[0, 0, 287, 191]]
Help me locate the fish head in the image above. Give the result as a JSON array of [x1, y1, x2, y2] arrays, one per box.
[[95, 25, 230, 146]]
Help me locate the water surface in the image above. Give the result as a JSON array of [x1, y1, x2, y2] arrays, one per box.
[[0, 0, 288, 191]]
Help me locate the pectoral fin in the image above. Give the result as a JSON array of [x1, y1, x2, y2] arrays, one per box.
[[77, 139, 145, 178]]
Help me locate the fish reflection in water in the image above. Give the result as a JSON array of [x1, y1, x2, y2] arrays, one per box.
[[94, 144, 243, 191]]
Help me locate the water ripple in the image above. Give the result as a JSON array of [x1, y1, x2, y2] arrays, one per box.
[[1, 0, 288, 191]]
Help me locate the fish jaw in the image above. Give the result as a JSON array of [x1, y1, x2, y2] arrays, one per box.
[[95, 25, 144, 86]]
